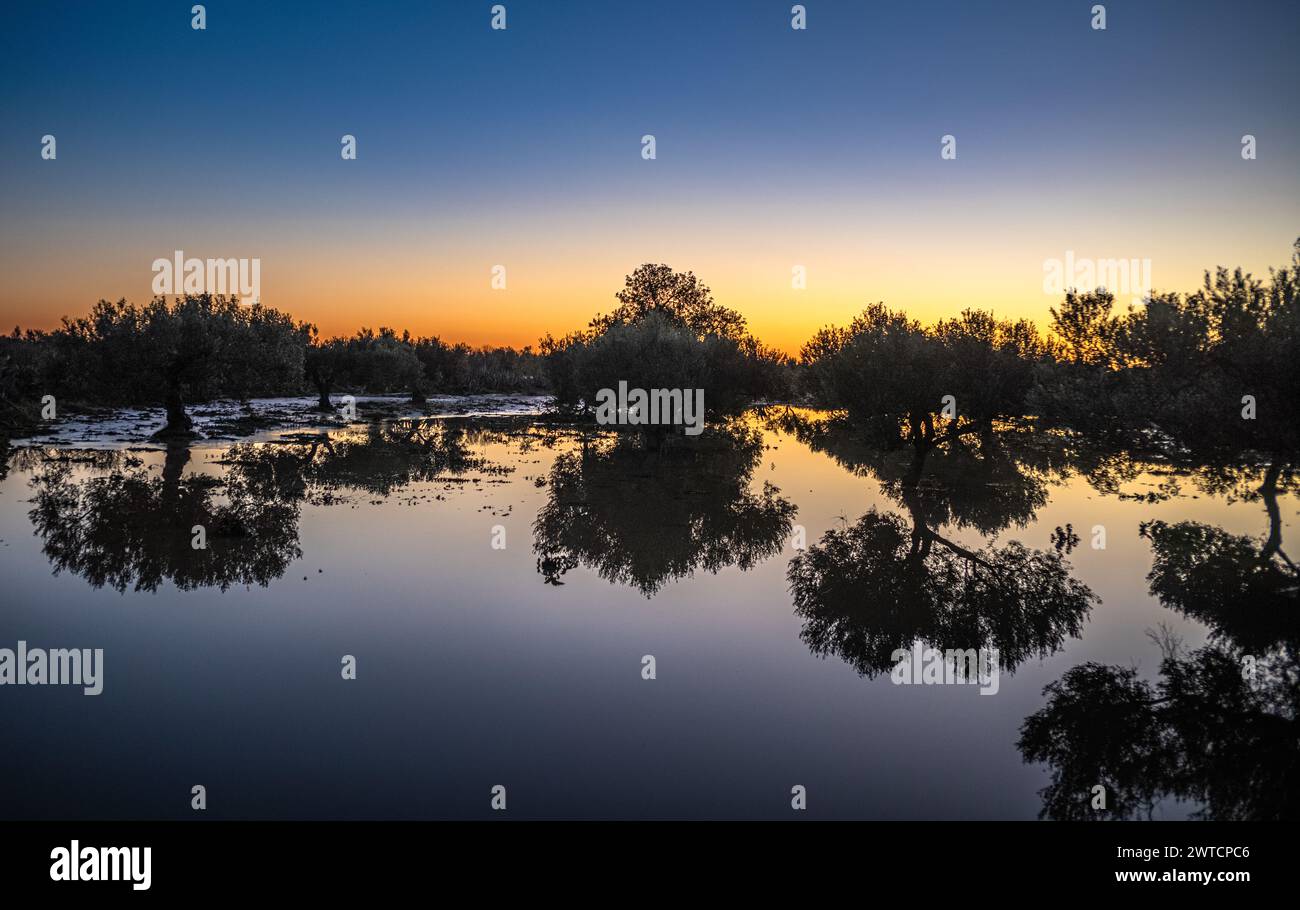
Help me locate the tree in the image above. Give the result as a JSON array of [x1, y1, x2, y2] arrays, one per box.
[[590, 263, 749, 342], [0, 327, 53, 436], [932, 310, 1046, 429], [303, 328, 352, 411], [539, 331, 589, 412], [1118, 244, 1300, 457], [412, 336, 468, 394], [346, 327, 423, 397], [800, 304, 945, 445], [1049, 289, 1119, 366], [574, 311, 710, 418], [51, 295, 305, 437]]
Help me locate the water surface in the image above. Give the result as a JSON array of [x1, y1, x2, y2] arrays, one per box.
[[0, 406, 1292, 819]]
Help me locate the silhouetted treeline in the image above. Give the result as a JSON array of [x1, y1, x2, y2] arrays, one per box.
[[3, 245, 1296, 455], [304, 326, 547, 412], [800, 240, 1300, 462], [0, 296, 547, 437]]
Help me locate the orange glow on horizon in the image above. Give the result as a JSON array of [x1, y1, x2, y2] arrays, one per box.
[[3, 229, 1295, 358]]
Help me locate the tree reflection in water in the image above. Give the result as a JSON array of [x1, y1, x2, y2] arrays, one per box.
[[781, 414, 1095, 678], [531, 421, 796, 596], [26, 419, 505, 593], [1019, 463, 1299, 820], [28, 445, 301, 593]]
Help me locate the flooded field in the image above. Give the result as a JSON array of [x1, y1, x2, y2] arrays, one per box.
[[0, 403, 1292, 819]]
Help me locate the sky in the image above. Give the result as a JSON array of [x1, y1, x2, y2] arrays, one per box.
[[2, 0, 1297, 354]]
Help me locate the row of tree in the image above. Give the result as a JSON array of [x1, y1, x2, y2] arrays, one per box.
[[0, 297, 547, 437], [304, 326, 547, 411], [2, 243, 1297, 457], [799, 239, 1300, 461]]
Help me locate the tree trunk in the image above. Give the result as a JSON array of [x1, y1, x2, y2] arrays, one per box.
[[908, 414, 924, 450], [314, 378, 333, 412], [161, 444, 192, 496], [155, 387, 194, 438], [1259, 462, 1286, 563]]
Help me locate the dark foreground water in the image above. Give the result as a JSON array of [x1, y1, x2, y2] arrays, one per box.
[[0, 404, 1294, 819]]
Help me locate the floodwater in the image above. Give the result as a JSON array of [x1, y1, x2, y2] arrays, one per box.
[[0, 401, 1293, 819]]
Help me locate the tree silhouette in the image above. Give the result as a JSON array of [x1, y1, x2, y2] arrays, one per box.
[[1019, 463, 1300, 819], [26, 418, 509, 593], [1049, 289, 1119, 367], [28, 445, 301, 593], [48, 294, 306, 438], [783, 415, 1093, 676], [1018, 641, 1300, 820], [302, 330, 351, 411], [532, 422, 796, 596], [799, 304, 1047, 447], [590, 263, 748, 342]]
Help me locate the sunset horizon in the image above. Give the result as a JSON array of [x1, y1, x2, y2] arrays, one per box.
[[9, 236, 1300, 356], [4, 0, 1296, 354]]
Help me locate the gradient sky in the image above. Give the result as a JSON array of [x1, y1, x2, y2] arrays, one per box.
[[2, 0, 1297, 353]]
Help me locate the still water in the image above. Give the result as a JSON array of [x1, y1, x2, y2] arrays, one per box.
[[0, 404, 1292, 819]]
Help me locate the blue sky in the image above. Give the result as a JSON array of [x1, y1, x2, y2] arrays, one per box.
[[2, 0, 1297, 348]]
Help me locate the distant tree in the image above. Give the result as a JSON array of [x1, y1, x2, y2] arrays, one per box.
[[303, 328, 352, 411], [346, 328, 423, 397], [0, 327, 53, 435], [412, 336, 468, 394], [1049, 289, 1119, 366], [800, 304, 945, 445], [590, 263, 748, 342], [52, 295, 304, 437], [230, 306, 308, 404], [539, 331, 589, 413]]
